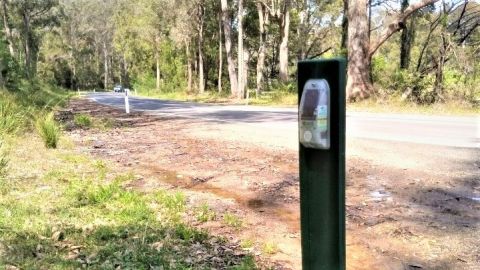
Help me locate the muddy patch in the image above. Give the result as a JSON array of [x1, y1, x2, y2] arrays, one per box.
[[67, 98, 480, 270]]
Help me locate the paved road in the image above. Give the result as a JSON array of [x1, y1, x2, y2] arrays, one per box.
[[88, 92, 479, 149]]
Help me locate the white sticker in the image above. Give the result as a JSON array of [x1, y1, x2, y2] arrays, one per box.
[[304, 131, 313, 142]]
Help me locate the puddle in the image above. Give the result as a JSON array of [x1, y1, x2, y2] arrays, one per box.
[[148, 167, 300, 230], [247, 199, 265, 208], [469, 196, 480, 202], [369, 190, 391, 201]]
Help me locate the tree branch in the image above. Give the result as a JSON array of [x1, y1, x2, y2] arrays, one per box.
[[308, 47, 332, 59], [369, 0, 439, 58]]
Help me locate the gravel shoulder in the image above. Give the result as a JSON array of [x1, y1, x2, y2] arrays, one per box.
[[67, 98, 480, 269]]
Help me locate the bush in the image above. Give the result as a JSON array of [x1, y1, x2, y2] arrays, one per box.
[[74, 113, 92, 128], [36, 113, 61, 149]]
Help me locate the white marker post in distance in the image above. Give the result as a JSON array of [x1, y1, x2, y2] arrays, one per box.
[[125, 89, 130, 114]]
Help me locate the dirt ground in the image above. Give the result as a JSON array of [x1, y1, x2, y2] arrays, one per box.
[[66, 98, 479, 270]]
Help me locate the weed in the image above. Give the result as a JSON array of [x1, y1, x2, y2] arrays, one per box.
[[175, 223, 209, 242], [223, 212, 243, 228], [94, 117, 116, 130], [0, 140, 8, 177], [94, 160, 108, 180], [231, 256, 258, 270], [0, 135, 259, 269], [240, 238, 255, 249], [113, 172, 135, 183], [74, 113, 92, 128], [262, 242, 279, 255], [0, 94, 25, 135], [195, 203, 216, 223], [156, 191, 186, 213], [154, 191, 187, 224], [35, 113, 61, 149], [69, 180, 122, 206], [60, 153, 90, 164]]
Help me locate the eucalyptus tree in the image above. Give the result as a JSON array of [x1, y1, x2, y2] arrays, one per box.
[[346, 0, 439, 101], [10, 0, 59, 78], [259, 0, 291, 82], [220, 0, 238, 96], [1, 0, 15, 57]]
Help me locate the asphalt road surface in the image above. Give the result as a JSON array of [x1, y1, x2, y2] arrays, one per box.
[[88, 92, 479, 149]]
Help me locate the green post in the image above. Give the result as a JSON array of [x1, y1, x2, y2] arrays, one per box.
[[298, 59, 346, 270]]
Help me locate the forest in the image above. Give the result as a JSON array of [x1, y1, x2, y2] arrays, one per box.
[[0, 0, 479, 105]]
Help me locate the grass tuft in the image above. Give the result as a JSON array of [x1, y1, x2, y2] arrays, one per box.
[[0, 135, 259, 269], [195, 203, 217, 223], [0, 93, 26, 135], [262, 242, 279, 255], [35, 113, 61, 149], [0, 140, 8, 177], [223, 212, 243, 228], [73, 113, 92, 128]]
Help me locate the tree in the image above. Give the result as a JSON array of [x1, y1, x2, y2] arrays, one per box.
[[197, 0, 206, 93], [220, 0, 238, 96], [1, 0, 15, 57], [11, 0, 58, 78], [340, 0, 348, 52], [256, 2, 267, 96], [237, 0, 245, 98], [399, 0, 417, 69], [347, 0, 439, 101], [217, 11, 223, 93]]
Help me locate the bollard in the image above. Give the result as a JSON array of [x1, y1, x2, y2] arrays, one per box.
[[298, 58, 346, 270], [125, 89, 130, 114]]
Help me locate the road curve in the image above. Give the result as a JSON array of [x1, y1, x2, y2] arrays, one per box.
[[88, 92, 479, 149]]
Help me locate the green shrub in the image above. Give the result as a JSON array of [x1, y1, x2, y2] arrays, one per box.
[[36, 113, 61, 149], [74, 113, 92, 128]]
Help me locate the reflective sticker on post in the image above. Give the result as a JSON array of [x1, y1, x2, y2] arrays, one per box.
[[299, 79, 330, 149]]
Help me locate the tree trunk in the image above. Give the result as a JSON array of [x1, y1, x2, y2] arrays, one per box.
[[400, 17, 416, 69], [298, 0, 308, 60], [340, 0, 348, 53], [432, 28, 449, 103], [237, 0, 244, 98], [1, 0, 14, 57], [103, 41, 108, 90], [433, 54, 445, 102], [243, 48, 249, 98], [156, 51, 160, 90], [155, 35, 161, 90], [346, 0, 372, 101], [368, 0, 439, 57], [347, 0, 439, 101], [220, 0, 237, 96], [256, 3, 267, 97], [122, 54, 129, 87], [22, 12, 32, 78], [198, 4, 205, 94], [218, 15, 223, 93], [278, 0, 290, 82], [0, 62, 4, 88], [72, 57, 77, 90], [400, 0, 416, 69], [186, 40, 192, 92]]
